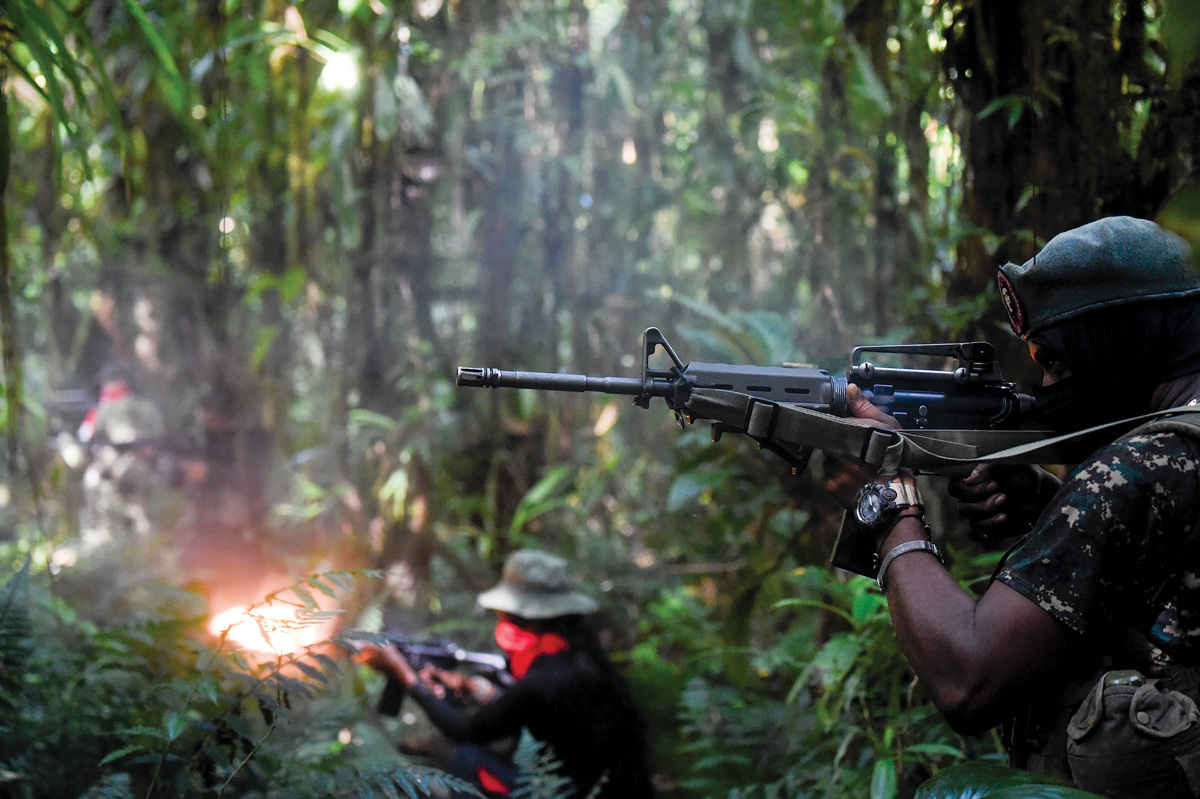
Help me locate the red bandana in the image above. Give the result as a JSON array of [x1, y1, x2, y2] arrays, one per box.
[[78, 381, 132, 443], [494, 620, 568, 679]]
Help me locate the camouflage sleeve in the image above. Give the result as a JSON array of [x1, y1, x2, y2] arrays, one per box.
[[996, 432, 1200, 637]]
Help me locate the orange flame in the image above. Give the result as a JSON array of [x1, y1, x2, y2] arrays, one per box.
[[208, 603, 334, 658]]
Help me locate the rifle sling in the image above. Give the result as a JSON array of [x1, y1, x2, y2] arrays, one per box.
[[684, 387, 1200, 476]]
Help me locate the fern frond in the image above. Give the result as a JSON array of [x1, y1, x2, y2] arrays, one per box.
[[254, 569, 380, 616], [511, 731, 575, 799], [0, 559, 33, 709], [335, 764, 485, 799]]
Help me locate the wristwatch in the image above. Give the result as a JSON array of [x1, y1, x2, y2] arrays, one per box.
[[854, 477, 922, 531]]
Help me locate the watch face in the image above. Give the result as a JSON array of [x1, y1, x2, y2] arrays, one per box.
[[856, 490, 884, 526]]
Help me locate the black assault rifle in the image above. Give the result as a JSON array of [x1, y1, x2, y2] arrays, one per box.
[[348, 634, 513, 716], [456, 328, 1200, 576], [454, 328, 1115, 578], [456, 327, 1057, 476]]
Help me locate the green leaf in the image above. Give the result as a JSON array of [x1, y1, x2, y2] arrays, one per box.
[[349, 409, 399, 432], [114, 0, 190, 114], [98, 743, 150, 766], [45, 0, 129, 165], [508, 465, 573, 538], [278, 267, 308, 302], [523, 464, 571, 505], [251, 327, 279, 371], [0, 559, 33, 703], [225, 713, 258, 745], [324, 570, 363, 593], [6, 5, 76, 185], [904, 743, 966, 758], [977, 95, 1021, 128], [810, 633, 863, 689], [381, 468, 409, 515], [114, 725, 165, 741], [244, 272, 278, 303], [665, 468, 727, 511], [163, 711, 187, 740], [289, 584, 319, 612], [914, 761, 1100, 799], [850, 590, 887, 624], [311, 652, 341, 673], [870, 758, 897, 799], [339, 0, 370, 16], [773, 597, 853, 625], [291, 659, 330, 683], [307, 576, 341, 600], [848, 39, 892, 114], [1163, 0, 1200, 88]]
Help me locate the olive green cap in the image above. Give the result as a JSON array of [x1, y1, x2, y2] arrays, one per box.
[[476, 549, 599, 619], [997, 216, 1200, 338]]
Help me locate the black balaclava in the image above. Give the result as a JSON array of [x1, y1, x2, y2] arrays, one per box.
[[1030, 299, 1200, 430]]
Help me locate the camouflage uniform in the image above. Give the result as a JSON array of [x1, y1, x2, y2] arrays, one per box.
[[999, 430, 1200, 660], [997, 427, 1200, 781]]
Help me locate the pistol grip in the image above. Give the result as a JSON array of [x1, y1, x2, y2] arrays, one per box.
[[377, 676, 407, 716]]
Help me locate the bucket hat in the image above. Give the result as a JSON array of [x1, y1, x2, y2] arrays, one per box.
[[476, 549, 599, 619]]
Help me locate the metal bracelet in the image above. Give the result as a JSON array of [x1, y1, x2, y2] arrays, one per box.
[[876, 537, 943, 590]]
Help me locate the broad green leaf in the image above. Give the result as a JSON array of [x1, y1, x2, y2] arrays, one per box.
[[163, 711, 187, 740], [349, 408, 400, 432], [904, 743, 966, 758], [381, 468, 409, 515], [251, 326, 278, 371], [115, 0, 190, 116], [870, 758, 897, 799], [850, 590, 887, 624], [666, 468, 728, 510]]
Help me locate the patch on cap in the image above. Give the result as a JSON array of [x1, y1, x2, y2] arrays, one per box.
[[997, 268, 1026, 335]]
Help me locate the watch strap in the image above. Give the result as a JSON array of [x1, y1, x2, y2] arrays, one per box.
[[877, 538, 943, 590], [882, 477, 922, 509]]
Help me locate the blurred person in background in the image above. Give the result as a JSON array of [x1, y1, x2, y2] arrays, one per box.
[[77, 365, 168, 552]]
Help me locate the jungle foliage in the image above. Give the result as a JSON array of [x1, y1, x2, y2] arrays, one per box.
[[2, 0, 1200, 797]]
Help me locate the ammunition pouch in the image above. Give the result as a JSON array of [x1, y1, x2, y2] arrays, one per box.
[[1066, 670, 1200, 799]]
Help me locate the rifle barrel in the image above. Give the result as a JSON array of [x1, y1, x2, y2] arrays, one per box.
[[456, 367, 670, 398]]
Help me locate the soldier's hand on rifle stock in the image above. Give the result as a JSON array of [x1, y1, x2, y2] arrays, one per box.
[[822, 384, 906, 509]]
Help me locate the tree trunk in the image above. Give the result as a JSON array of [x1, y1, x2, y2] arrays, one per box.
[[0, 86, 19, 468], [942, 0, 1190, 330]]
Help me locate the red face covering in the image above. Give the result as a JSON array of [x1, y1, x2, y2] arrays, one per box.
[[494, 619, 568, 679], [78, 380, 132, 443]]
